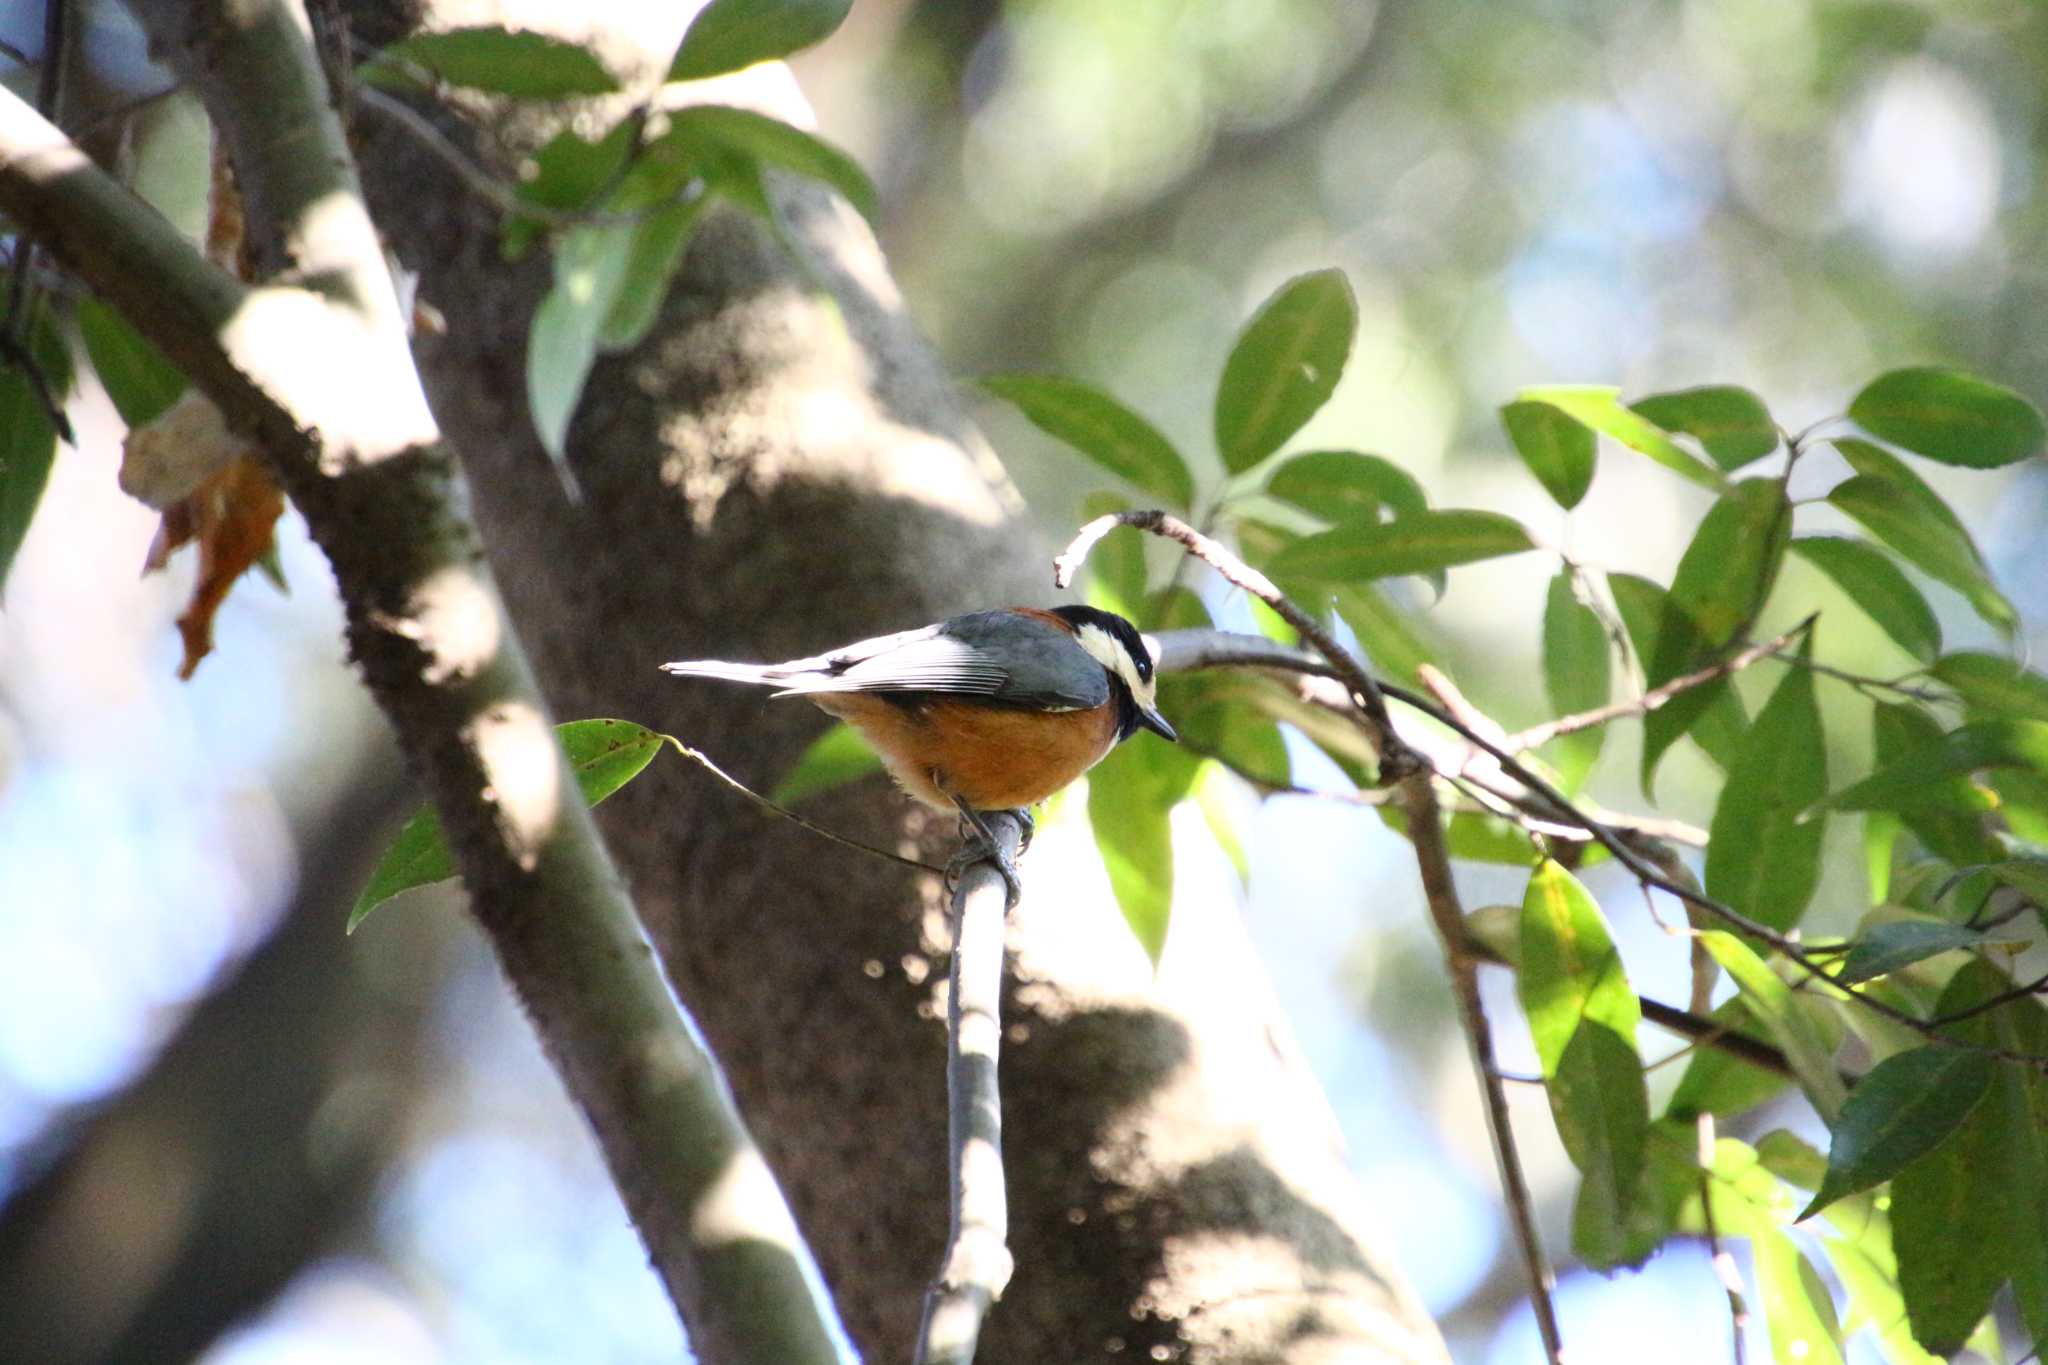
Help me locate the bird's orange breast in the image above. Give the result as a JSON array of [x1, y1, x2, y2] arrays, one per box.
[[811, 693, 1121, 811]]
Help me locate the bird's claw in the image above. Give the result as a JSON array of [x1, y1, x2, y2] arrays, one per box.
[[947, 804, 1028, 911]]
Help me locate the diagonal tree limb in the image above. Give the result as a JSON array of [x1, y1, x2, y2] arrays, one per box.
[[0, 10, 846, 1356]]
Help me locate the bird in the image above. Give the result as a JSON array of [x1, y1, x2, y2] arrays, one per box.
[[660, 605, 1178, 900]]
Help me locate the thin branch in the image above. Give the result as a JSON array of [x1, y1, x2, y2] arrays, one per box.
[[915, 811, 1022, 1365], [1928, 968, 2048, 1028], [1504, 617, 1814, 753], [1404, 771, 1563, 1363], [657, 734, 943, 876], [0, 328, 73, 442], [1697, 1115, 1751, 1365], [1774, 652, 1950, 705]]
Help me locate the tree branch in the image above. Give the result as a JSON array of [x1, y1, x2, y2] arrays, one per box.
[[0, 15, 846, 1356], [1151, 616, 2048, 1068], [1502, 617, 1813, 754], [1061, 515, 1566, 1360], [916, 811, 1024, 1365], [1400, 771, 1563, 1361]]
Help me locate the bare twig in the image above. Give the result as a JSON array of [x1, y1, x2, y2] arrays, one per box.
[[656, 734, 943, 875], [1772, 652, 1949, 705], [915, 811, 1022, 1365], [1928, 968, 2048, 1028], [1697, 1115, 1750, 1364], [1504, 617, 1814, 753], [1405, 771, 1564, 1362]]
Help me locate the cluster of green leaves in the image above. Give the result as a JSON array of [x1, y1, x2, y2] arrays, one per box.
[[975, 263, 2048, 1358], [360, 0, 868, 491]]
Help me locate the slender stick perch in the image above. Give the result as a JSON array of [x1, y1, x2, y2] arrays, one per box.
[[914, 810, 1024, 1365]]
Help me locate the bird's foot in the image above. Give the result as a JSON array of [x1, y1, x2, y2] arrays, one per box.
[[949, 801, 1026, 911]]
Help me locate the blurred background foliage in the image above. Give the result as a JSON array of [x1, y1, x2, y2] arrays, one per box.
[[2, 0, 2046, 1361]]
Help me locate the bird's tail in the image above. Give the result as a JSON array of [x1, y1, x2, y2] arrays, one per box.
[[658, 659, 794, 687]]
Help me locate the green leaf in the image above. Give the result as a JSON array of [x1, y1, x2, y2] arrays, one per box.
[[1754, 1231, 1847, 1365], [1557, 1022, 1651, 1270], [1378, 807, 1607, 869], [1800, 1047, 1995, 1221], [1790, 536, 1941, 664], [371, 26, 620, 98], [1630, 384, 1779, 471], [1517, 859, 1638, 1076], [668, 0, 850, 80], [770, 722, 882, 804], [1608, 572, 1749, 775], [1848, 367, 2046, 469], [1824, 1229, 1947, 1365], [1163, 673, 1291, 789], [1818, 720, 2048, 814], [503, 120, 641, 258], [1932, 652, 2048, 723], [1666, 998, 1791, 1120], [981, 375, 1193, 509], [0, 294, 71, 593], [1994, 769, 2048, 846], [77, 296, 185, 427], [350, 719, 664, 931], [1653, 477, 1791, 674], [1827, 457, 2015, 636], [1705, 643, 1828, 933], [1086, 733, 1201, 964], [664, 105, 877, 222], [1836, 921, 1985, 986], [598, 196, 710, 352], [1516, 384, 1726, 490], [1268, 509, 1532, 584], [1331, 584, 1435, 691], [1500, 399, 1595, 509], [1981, 858, 2048, 906], [1699, 931, 1847, 1122], [1213, 269, 1356, 473], [1870, 703, 2000, 868], [1541, 572, 1609, 792], [1891, 962, 2048, 1354], [1637, 479, 1790, 790], [1265, 449, 1426, 523], [528, 218, 636, 480]]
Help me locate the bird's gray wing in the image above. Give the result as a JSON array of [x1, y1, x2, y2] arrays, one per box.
[[776, 611, 1109, 711]]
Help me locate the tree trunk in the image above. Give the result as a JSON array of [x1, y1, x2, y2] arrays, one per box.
[[348, 4, 1448, 1359]]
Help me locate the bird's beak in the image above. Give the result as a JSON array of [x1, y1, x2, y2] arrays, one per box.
[[1139, 706, 1178, 742]]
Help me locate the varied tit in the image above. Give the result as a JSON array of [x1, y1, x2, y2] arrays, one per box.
[[659, 605, 1178, 836]]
